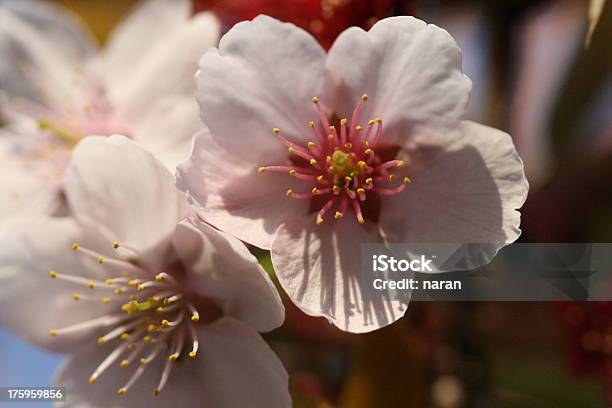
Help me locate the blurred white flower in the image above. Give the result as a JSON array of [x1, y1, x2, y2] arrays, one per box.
[[177, 16, 529, 332], [0, 136, 289, 407], [0, 0, 219, 220]]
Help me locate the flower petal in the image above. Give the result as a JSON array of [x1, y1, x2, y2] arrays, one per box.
[[326, 16, 472, 141], [130, 95, 201, 170], [0, 0, 95, 106], [172, 219, 285, 332], [0, 216, 108, 352], [63, 136, 189, 266], [55, 317, 290, 408], [195, 15, 328, 157], [106, 4, 220, 121], [272, 217, 411, 333], [176, 129, 308, 249], [380, 121, 528, 269]]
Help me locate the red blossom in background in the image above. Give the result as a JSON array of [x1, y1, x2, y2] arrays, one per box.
[[193, 0, 417, 49]]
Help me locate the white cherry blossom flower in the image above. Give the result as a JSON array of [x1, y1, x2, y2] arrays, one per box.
[[177, 16, 529, 332], [0, 0, 219, 220], [0, 136, 289, 407]]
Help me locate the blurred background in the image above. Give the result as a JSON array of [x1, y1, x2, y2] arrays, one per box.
[[1, 0, 611, 406]]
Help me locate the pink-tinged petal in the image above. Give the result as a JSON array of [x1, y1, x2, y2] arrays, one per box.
[[106, 8, 220, 121], [177, 129, 308, 249], [63, 136, 189, 266], [130, 96, 201, 170], [272, 217, 410, 333], [172, 219, 285, 332], [0, 130, 63, 222], [0, 0, 95, 107], [0, 216, 109, 352], [326, 16, 472, 143], [380, 121, 528, 269], [196, 15, 328, 157], [55, 317, 290, 408]]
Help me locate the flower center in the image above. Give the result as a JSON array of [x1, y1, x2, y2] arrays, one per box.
[[48, 241, 212, 397], [258, 95, 411, 225]]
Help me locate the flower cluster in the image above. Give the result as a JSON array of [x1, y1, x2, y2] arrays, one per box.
[[0, 0, 528, 406]]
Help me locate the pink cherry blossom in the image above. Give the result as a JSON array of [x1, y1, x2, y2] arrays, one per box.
[[177, 15, 529, 333], [0, 136, 289, 407], [0, 0, 219, 221]]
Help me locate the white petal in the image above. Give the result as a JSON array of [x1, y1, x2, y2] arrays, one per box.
[[0, 216, 107, 352], [272, 217, 410, 333], [176, 129, 308, 249], [63, 136, 188, 266], [172, 219, 285, 332], [106, 8, 220, 121], [0, 0, 95, 106], [130, 95, 201, 170], [380, 121, 528, 269], [326, 16, 472, 142], [196, 15, 328, 157], [55, 317, 291, 408]]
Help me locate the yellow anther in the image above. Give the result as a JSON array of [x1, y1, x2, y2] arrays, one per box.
[[144, 336, 153, 343], [344, 176, 352, 183], [396, 160, 405, 167], [272, 127, 280, 134], [115, 288, 124, 295], [350, 171, 359, 177], [161, 320, 169, 327], [113, 241, 120, 249], [357, 188, 365, 194], [315, 217, 324, 225], [307, 141, 316, 148], [97, 337, 105, 345], [308, 120, 315, 127], [334, 211, 344, 220], [287, 147, 295, 154], [340, 118, 348, 126], [316, 175, 324, 182], [147, 324, 157, 332], [153, 389, 160, 397], [358, 218, 365, 225], [118, 388, 126, 396], [357, 161, 367, 168], [50, 329, 57, 337], [326, 155, 332, 162], [289, 169, 297, 176], [345, 142, 353, 148], [403, 176, 412, 184], [97, 257, 104, 264], [312, 96, 319, 103], [154, 274, 163, 282], [189, 351, 197, 358], [362, 140, 369, 146], [364, 148, 373, 155], [311, 187, 318, 194], [191, 313, 200, 322], [365, 178, 373, 185], [120, 333, 130, 341], [309, 158, 317, 165], [105, 279, 113, 285], [49, 271, 57, 279], [137, 285, 145, 291], [88, 376, 97, 384], [368, 119, 376, 126], [355, 125, 363, 131], [72, 243, 80, 250], [72, 293, 81, 301], [285, 189, 293, 197], [128, 280, 139, 287], [120, 360, 129, 368], [156, 307, 164, 313], [127, 343, 136, 350], [329, 125, 336, 132], [102, 297, 111, 304], [332, 185, 341, 193], [168, 354, 178, 361], [362, 94, 369, 101], [257, 167, 265, 173], [388, 174, 396, 181], [327, 134, 334, 141], [88, 282, 95, 289]]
